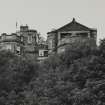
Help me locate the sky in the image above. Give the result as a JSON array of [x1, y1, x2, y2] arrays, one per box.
[[0, 0, 105, 43]]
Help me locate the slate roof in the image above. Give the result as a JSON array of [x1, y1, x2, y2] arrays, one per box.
[[48, 18, 95, 34]]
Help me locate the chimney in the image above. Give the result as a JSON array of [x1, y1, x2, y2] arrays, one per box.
[[72, 18, 76, 22]]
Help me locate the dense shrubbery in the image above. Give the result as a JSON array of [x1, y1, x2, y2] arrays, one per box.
[[0, 39, 105, 105], [0, 51, 40, 105]]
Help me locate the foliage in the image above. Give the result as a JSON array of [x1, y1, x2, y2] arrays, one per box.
[[0, 50, 39, 105], [0, 39, 105, 105]]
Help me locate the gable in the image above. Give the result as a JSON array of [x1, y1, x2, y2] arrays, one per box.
[[57, 18, 91, 32], [48, 18, 93, 34]]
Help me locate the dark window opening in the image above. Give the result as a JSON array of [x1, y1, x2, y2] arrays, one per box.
[[16, 50, 20, 55], [39, 53, 43, 57], [61, 33, 72, 39], [44, 51, 48, 57], [90, 34, 94, 38], [90, 33, 96, 38], [76, 33, 88, 37]]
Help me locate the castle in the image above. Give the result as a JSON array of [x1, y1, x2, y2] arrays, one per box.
[[0, 18, 97, 61]]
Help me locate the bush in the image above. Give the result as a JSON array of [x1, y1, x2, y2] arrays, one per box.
[[1, 39, 105, 105]]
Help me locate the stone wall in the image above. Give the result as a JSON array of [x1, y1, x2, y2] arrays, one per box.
[[57, 37, 96, 54], [47, 32, 57, 54], [47, 30, 97, 54]]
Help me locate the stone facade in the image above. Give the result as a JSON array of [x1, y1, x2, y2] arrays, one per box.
[[16, 25, 39, 58], [0, 25, 48, 61], [0, 19, 97, 60], [0, 33, 23, 54], [47, 32, 57, 54], [47, 18, 97, 54]]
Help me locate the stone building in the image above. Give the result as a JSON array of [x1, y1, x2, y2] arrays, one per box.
[[47, 18, 97, 54], [0, 25, 48, 61], [0, 18, 97, 60], [0, 33, 23, 55], [16, 25, 39, 58]]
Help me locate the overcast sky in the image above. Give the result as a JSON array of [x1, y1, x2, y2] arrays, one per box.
[[0, 0, 105, 43]]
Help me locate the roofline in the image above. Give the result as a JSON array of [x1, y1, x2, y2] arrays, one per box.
[[28, 29, 37, 32], [1, 33, 17, 36], [47, 18, 97, 34], [57, 20, 92, 31], [90, 28, 97, 31], [47, 30, 57, 34]]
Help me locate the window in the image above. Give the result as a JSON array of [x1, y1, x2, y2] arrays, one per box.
[[16, 50, 20, 54], [61, 33, 72, 39], [21, 37, 23, 41], [76, 33, 88, 37], [49, 40, 53, 49], [39, 50, 44, 57], [5, 44, 12, 50], [44, 51, 48, 57], [17, 46, 20, 51], [6, 36, 13, 39], [28, 35, 32, 43], [39, 50, 48, 57], [16, 46, 20, 54], [61, 48, 65, 52], [2, 36, 6, 40]]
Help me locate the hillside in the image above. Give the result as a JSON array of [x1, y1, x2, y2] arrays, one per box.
[[0, 39, 105, 105]]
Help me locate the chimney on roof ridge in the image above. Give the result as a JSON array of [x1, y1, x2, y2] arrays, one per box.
[[72, 18, 75, 22]]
